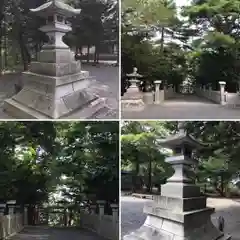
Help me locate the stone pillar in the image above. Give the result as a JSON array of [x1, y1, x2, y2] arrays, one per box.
[[154, 80, 162, 104], [219, 81, 226, 105], [0, 204, 6, 216], [97, 200, 106, 216], [110, 204, 118, 222], [121, 67, 145, 111], [24, 205, 28, 225], [35, 206, 39, 225], [0, 204, 6, 238], [208, 85, 212, 99], [7, 200, 16, 215]]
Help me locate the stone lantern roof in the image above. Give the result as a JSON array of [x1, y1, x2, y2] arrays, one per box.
[[30, 0, 81, 18], [158, 122, 205, 150]]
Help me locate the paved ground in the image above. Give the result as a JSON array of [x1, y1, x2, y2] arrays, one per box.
[[10, 226, 106, 240], [122, 94, 240, 119], [121, 196, 240, 240], [0, 63, 119, 119]]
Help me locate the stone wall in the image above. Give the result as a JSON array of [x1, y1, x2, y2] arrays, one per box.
[[195, 87, 222, 103], [164, 86, 175, 99], [79, 202, 119, 240], [196, 87, 240, 106], [225, 92, 240, 107], [0, 203, 25, 240], [0, 213, 24, 239]]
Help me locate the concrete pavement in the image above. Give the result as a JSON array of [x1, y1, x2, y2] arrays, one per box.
[[122, 94, 240, 119], [9, 226, 106, 240]]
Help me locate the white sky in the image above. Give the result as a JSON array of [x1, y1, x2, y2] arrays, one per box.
[[176, 0, 190, 7]]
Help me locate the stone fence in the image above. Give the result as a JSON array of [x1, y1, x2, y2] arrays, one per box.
[[0, 201, 26, 239], [164, 85, 175, 100], [195, 87, 223, 103], [196, 82, 240, 106], [142, 82, 176, 105], [79, 201, 119, 240]]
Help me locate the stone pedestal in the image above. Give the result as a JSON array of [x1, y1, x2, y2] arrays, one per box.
[[219, 81, 226, 105], [121, 67, 145, 111], [3, 0, 112, 119], [124, 123, 231, 240]]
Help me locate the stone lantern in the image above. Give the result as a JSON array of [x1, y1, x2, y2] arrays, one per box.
[[121, 67, 145, 111], [4, 0, 112, 119], [124, 122, 231, 240]]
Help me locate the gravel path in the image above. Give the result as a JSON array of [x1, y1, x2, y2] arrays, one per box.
[[121, 196, 240, 240], [122, 94, 240, 119], [9, 226, 106, 240]]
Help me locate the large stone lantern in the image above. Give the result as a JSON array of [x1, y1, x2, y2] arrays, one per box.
[[4, 0, 112, 119], [124, 122, 231, 240], [121, 67, 145, 111]]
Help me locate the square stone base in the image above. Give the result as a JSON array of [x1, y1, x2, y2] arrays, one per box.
[[3, 71, 112, 119], [121, 99, 145, 111], [3, 96, 109, 119], [123, 215, 231, 240]]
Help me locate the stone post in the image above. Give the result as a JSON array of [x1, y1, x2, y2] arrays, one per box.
[[24, 205, 28, 225], [0, 204, 6, 238], [0, 204, 6, 216], [219, 81, 226, 105], [35, 205, 39, 225], [110, 204, 118, 222], [97, 200, 106, 216], [7, 200, 16, 215], [154, 80, 162, 104]]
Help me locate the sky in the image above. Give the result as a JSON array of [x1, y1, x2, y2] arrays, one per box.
[[176, 0, 190, 7]]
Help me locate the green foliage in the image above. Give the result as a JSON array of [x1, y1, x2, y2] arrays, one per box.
[[0, 0, 118, 71], [0, 121, 119, 206], [121, 121, 176, 192], [122, 121, 240, 197], [122, 0, 240, 92]]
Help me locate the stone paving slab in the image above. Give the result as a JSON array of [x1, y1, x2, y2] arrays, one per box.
[[0, 64, 119, 119], [10, 226, 106, 240], [121, 196, 240, 240], [122, 94, 240, 119]]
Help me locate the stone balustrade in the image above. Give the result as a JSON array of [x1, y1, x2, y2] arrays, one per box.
[[164, 85, 175, 99], [196, 87, 222, 103], [0, 201, 25, 239], [196, 83, 240, 106], [79, 201, 119, 240]]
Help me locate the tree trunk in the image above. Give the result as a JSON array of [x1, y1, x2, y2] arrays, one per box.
[[160, 27, 164, 52], [18, 32, 30, 71], [0, 22, 2, 73], [147, 159, 152, 193], [4, 22, 7, 68], [87, 45, 90, 63]]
